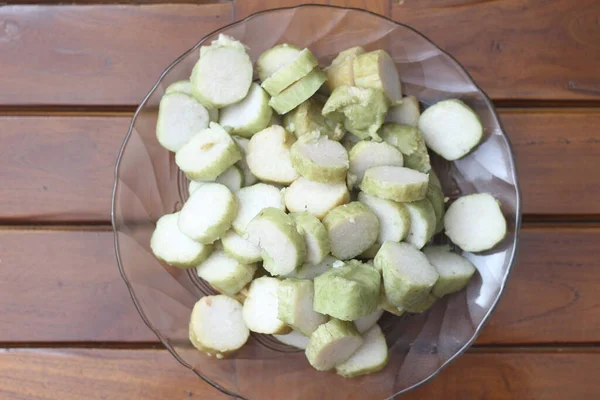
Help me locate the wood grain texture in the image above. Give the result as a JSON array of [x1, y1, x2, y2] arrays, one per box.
[[0, 227, 597, 344], [235, 0, 390, 18], [477, 225, 600, 345], [402, 350, 600, 400], [0, 229, 155, 342], [0, 116, 129, 222], [392, 0, 600, 100], [503, 109, 600, 215], [5, 0, 223, 3], [234, 0, 328, 20], [0, 2, 596, 105], [0, 348, 599, 399], [1, 0, 595, 397], [1, 110, 598, 222], [0, 349, 229, 400], [0, 4, 233, 106], [326, 0, 390, 16]]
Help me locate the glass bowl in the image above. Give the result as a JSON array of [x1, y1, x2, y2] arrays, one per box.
[[111, 4, 521, 399]]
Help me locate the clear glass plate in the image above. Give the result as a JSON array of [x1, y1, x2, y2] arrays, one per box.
[[111, 5, 522, 399]]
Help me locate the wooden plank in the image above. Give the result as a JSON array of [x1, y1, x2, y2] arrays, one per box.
[[402, 350, 600, 400], [0, 226, 598, 344], [234, 0, 328, 20], [0, 349, 229, 400], [6, 0, 223, 3], [325, 0, 390, 16], [0, 2, 594, 105], [1, 110, 598, 222], [477, 225, 600, 345], [0, 116, 129, 223], [502, 109, 600, 216], [0, 348, 599, 399], [392, 0, 600, 101], [0, 4, 233, 106], [0, 229, 155, 342], [234, 0, 400, 19]]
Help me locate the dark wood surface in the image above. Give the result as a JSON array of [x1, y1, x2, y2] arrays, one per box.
[[0, 4, 234, 105], [1, 1, 598, 105], [1, 226, 598, 345], [0, 348, 599, 399], [2, 109, 598, 222], [1, 0, 599, 398], [0, 349, 227, 400], [403, 349, 600, 400]]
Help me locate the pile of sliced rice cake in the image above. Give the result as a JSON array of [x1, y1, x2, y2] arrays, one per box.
[[150, 34, 507, 376]]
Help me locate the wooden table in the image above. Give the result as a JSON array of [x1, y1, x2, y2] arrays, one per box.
[[1, 0, 599, 398]]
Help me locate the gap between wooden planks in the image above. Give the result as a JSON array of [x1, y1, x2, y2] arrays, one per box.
[[0, 225, 598, 345], [0, 347, 599, 399], [0, 1, 598, 105], [1, 108, 598, 222]]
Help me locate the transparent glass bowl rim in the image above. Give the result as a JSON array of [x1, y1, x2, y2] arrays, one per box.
[[111, 4, 523, 398]]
